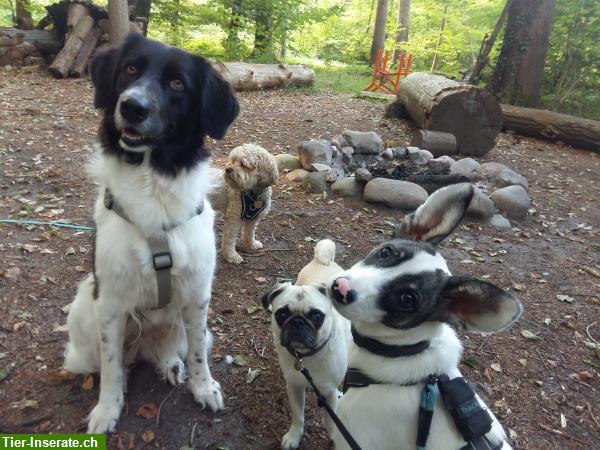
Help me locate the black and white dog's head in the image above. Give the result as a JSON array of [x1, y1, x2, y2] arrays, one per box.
[[330, 183, 522, 333], [90, 33, 239, 175]]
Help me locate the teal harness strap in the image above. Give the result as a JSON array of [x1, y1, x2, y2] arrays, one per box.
[[416, 375, 440, 450]]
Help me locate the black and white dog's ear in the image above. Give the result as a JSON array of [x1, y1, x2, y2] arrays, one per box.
[[393, 183, 474, 246], [261, 282, 289, 310], [89, 47, 118, 109], [195, 58, 240, 139], [434, 276, 522, 333]]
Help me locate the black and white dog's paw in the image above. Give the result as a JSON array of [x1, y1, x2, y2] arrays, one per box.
[[87, 401, 122, 434], [164, 358, 186, 386], [281, 425, 303, 450], [190, 377, 224, 412]]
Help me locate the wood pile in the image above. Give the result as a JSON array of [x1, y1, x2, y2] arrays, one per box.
[[0, 31, 46, 67]]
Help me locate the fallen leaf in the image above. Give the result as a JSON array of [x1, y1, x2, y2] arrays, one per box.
[[577, 371, 594, 382], [521, 330, 542, 341], [4, 267, 21, 279], [65, 247, 76, 255], [245, 305, 261, 315], [490, 363, 502, 373], [512, 283, 526, 292], [518, 358, 527, 367], [52, 324, 68, 333], [543, 318, 551, 325], [556, 294, 575, 303], [82, 374, 94, 390], [581, 266, 600, 278], [13, 321, 27, 332], [11, 399, 39, 409], [254, 276, 267, 283], [136, 402, 159, 419], [232, 354, 247, 366], [0, 352, 6, 359], [21, 244, 36, 253], [140, 430, 155, 444], [0, 368, 8, 381], [75, 265, 91, 273], [463, 355, 481, 369], [40, 248, 55, 254], [526, 378, 543, 387], [245, 368, 261, 384], [47, 368, 77, 382]]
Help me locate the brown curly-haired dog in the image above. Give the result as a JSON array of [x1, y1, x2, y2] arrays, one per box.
[[213, 144, 278, 264]]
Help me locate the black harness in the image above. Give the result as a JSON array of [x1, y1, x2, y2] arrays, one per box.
[[344, 328, 500, 450], [240, 189, 267, 220]]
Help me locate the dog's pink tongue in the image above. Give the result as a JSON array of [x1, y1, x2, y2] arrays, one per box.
[[334, 277, 351, 299]]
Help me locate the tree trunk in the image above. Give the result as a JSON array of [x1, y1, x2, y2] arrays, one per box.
[[393, 0, 410, 63], [411, 130, 457, 157], [251, 0, 274, 60], [369, 0, 390, 66], [70, 26, 101, 77], [131, 0, 151, 35], [108, 0, 130, 46], [489, 0, 556, 107], [468, 0, 512, 85], [16, 0, 33, 30], [212, 61, 315, 90], [396, 72, 503, 156], [430, 0, 449, 72], [501, 104, 600, 152], [224, 0, 243, 58], [49, 15, 94, 78]]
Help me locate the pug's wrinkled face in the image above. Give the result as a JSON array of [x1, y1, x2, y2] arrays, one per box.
[[262, 283, 332, 353]]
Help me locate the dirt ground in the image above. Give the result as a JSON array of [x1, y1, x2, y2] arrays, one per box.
[[0, 68, 599, 450]]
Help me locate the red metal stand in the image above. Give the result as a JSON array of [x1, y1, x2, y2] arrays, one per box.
[[364, 48, 413, 95]]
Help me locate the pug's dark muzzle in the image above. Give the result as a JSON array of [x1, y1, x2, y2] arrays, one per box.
[[280, 315, 318, 350]]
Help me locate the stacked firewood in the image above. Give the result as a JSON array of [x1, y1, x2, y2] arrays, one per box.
[[0, 32, 45, 67]]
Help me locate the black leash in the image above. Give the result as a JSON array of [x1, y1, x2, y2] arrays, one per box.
[[291, 351, 363, 450]]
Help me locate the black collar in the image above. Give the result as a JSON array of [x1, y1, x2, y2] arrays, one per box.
[[351, 327, 430, 358], [286, 332, 332, 358]]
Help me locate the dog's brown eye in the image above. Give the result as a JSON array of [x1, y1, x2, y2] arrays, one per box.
[[275, 308, 290, 325], [399, 292, 419, 310], [126, 65, 138, 76], [309, 310, 325, 328], [170, 79, 184, 91]]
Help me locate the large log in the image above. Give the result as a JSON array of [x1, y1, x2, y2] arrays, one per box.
[[66, 3, 88, 41], [212, 61, 315, 90], [49, 15, 94, 78], [0, 27, 62, 54], [397, 72, 502, 156], [411, 130, 457, 157], [501, 104, 600, 152], [70, 25, 101, 77]]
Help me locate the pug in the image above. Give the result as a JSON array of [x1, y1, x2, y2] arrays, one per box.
[[261, 239, 350, 450]]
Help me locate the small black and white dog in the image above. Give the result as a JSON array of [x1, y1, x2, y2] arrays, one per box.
[[64, 33, 239, 433], [329, 184, 522, 450]]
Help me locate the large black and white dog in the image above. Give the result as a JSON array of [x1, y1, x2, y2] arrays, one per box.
[[329, 184, 522, 449], [64, 33, 239, 433]]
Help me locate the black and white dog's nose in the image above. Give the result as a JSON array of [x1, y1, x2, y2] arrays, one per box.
[[120, 97, 151, 123], [331, 277, 356, 305]]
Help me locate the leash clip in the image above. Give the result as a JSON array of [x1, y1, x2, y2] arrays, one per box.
[[292, 350, 304, 371]]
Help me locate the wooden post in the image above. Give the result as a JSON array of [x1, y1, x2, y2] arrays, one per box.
[[71, 26, 101, 77], [49, 15, 94, 78]]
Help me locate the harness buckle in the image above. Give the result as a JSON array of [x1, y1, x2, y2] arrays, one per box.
[[153, 251, 173, 270]]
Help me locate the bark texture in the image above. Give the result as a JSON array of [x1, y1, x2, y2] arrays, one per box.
[[108, 0, 130, 46], [370, 0, 390, 66], [212, 61, 315, 90]]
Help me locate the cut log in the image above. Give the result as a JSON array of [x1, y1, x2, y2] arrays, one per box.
[[66, 3, 88, 41], [70, 26, 101, 77], [0, 27, 62, 54], [411, 130, 457, 157], [212, 61, 315, 90], [384, 100, 409, 119], [49, 15, 94, 78], [397, 72, 502, 156], [501, 104, 600, 152]]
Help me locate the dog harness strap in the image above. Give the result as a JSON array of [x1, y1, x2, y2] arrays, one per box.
[[416, 375, 439, 450], [240, 189, 267, 220], [351, 327, 431, 357], [148, 234, 172, 309], [342, 368, 378, 392]]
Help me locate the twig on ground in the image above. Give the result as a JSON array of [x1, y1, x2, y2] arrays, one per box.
[[189, 421, 198, 446], [585, 321, 598, 344], [156, 385, 177, 426], [19, 416, 51, 427], [538, 423, 590, 446], [240, 248, 294, 257], [477, 336, 490, 353], [535, 347, 550, 370], [588, 403, 600, 431]]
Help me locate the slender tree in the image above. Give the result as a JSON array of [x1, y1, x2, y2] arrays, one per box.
[[108, 0, 131, 46], [15, 0, 33, 29], [393, 0, 410, 63], [369, 0, 390, 65], [430, 0, 449, 72], [490, 0, 556, 107]]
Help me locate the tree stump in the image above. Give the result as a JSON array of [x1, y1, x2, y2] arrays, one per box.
[[411, 130, 457, 157], [501, 104, 600, 152], [49, 15, 94, 78], [396, 72, 502, 156]]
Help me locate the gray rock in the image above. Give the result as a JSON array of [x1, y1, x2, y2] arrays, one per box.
[[363, 178, 429, 210], [341, 130, 384, 154], [391, 147, 408, 159], [340, 146, 354, 165], [297, 140, 332, 171], [302, 172, 329, 194], [332, 177, 363, 197], [332, 134, 347, 149], [475, 162, 508, 179], [331, 146, 340, 159], [427, 155, 456, 171], [494, 168, 529, 190], [490, 185, 530, 220], [286, 168, 309, 182], [275, 153, 302, 172], [311, 163, 331, 172], [355, 168, 373, 184], [419, 149, 434, 160], [466, 190, 496, 221], [353, 154, 382, 167], [407, 146, 421, 159], [408, 148, 431, 165], [382, 148, 394, 159], [450, 158, 480, 177], [487, 214, 512, 230]]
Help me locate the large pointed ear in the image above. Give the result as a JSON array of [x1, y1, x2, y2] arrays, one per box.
[[434, 276, 522, 333], [195, 58, 240, 139], [393, 183, 474, 246], [89, 47, 118, 109], [261, 282, 290, 310]]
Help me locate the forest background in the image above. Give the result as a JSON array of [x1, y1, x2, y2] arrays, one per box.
[[1, 0, 599, 120]]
